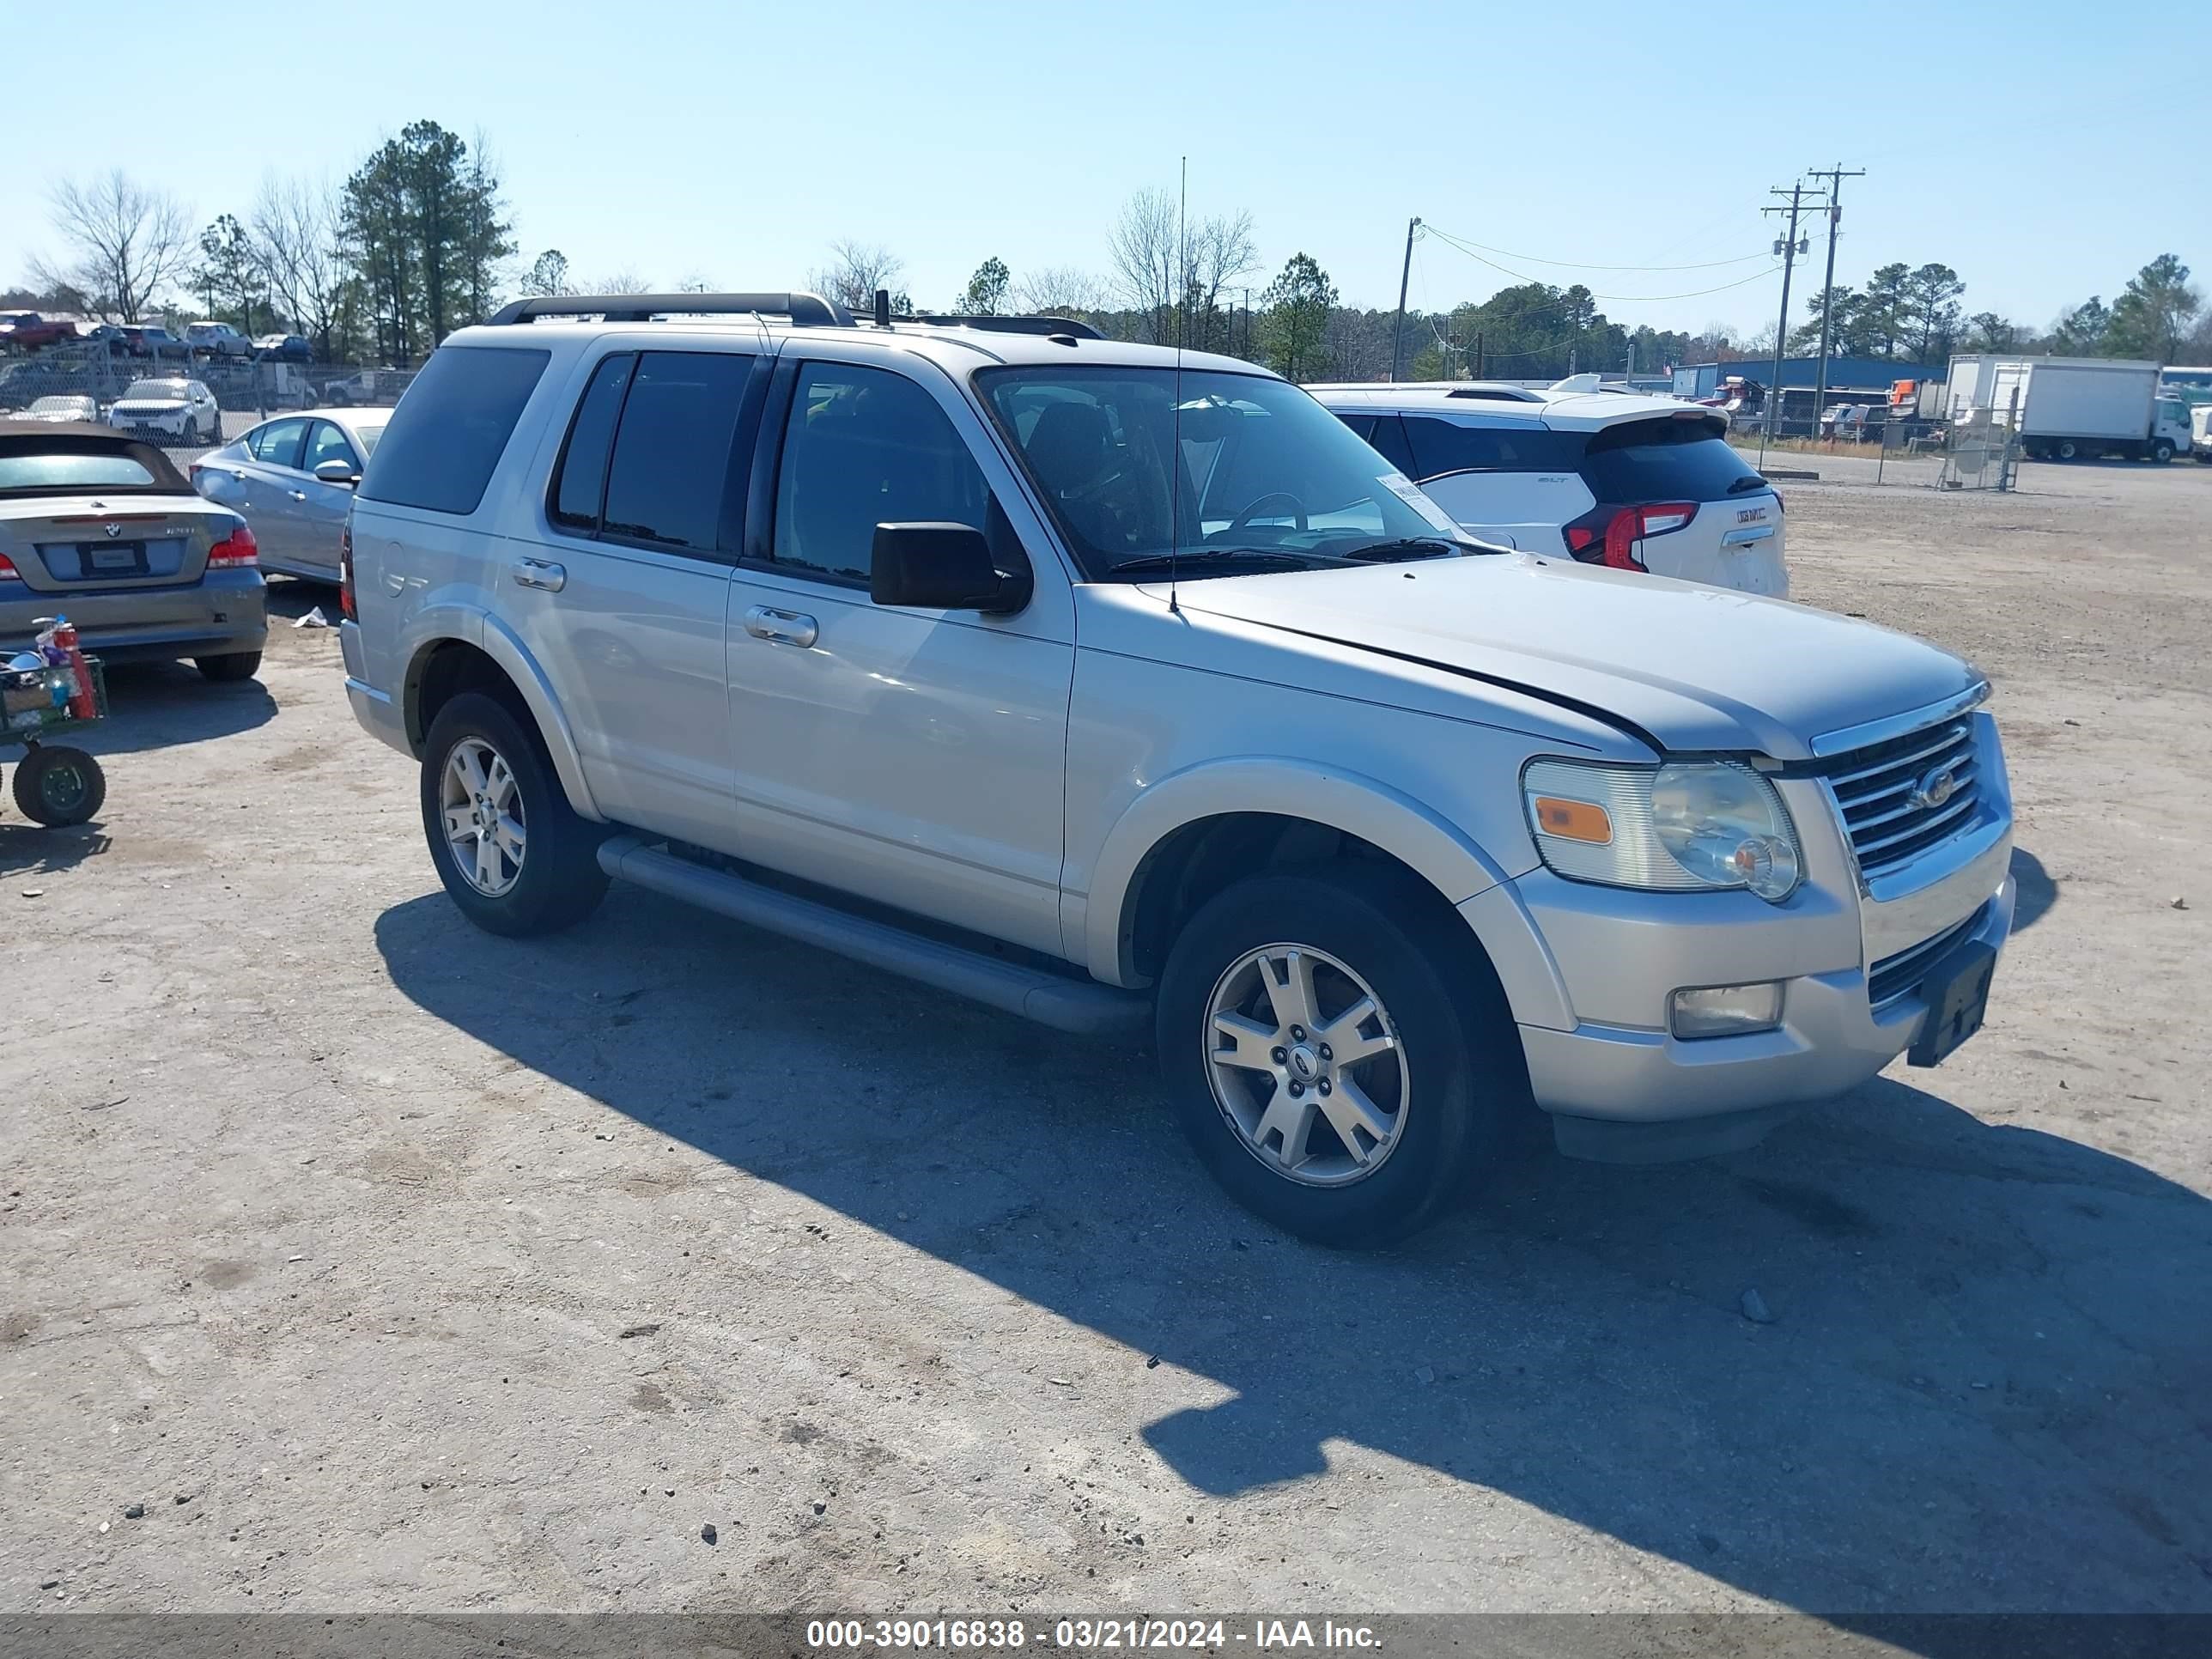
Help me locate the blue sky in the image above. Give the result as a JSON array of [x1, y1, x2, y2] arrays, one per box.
[[4, 0, 2203, 337]]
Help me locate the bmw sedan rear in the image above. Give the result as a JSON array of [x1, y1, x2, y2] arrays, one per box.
[[0, 421, 266, 682]]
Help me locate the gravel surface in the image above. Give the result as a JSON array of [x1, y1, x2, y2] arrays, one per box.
[[3, 459, 2208, 1620]]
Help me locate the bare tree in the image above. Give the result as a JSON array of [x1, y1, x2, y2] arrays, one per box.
[[1108, 187, 1179, 343], [1015, 265, 1108, 317], [31, 170, 193, 323], [249, 174, 347, 356], [592, 269, 654, 295], [809, 240, 906, 312], [1183, 210, 1257, 353]]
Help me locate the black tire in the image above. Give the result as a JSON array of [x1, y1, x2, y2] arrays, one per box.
[[194, 651, 261, 682], [12, 744, 106, 826], [2056, 439, 2078, 460], [2151, 440, 2173, 464], [420, 690, 608, 937], [1154, 864, 1522, 1248]]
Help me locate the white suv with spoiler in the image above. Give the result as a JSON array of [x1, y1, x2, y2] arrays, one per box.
[[1313, 384, 1788, 595], [338, 291, 2008, 1246]]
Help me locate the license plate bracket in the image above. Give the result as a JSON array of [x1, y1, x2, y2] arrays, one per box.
[[82, 541, 147, 576], [1907, 939, 1996, 1067]]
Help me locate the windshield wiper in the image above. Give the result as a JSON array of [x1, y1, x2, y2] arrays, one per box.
[[1340, 537, 1465, 562], [1727, 475, 1770, 495], [1106, 549, 1316, 576]]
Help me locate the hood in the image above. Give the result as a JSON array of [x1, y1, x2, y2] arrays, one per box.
[[1163, 553, 1982, 760]]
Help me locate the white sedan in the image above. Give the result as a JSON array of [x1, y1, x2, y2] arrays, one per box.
[[107, 378, 222, 447]]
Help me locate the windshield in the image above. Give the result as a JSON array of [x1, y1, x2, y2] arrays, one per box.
[[354, 419, 386, 458], [976, 366, 1473, 580], [28, 396, 94, 416], [124, 380, 190, 400]]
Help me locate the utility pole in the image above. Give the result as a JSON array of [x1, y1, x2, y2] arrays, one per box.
[[1760, 179, 1826, 453], [1474, 330, 1484, 379], [1390, 216, 1421, 383], [1805, 164, 1864, 434]]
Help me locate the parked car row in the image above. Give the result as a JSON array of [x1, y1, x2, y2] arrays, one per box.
[[191, 407, 388, 579]]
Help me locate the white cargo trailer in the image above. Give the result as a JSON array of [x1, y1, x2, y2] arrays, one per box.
[[1967, 356, 2193, 462]]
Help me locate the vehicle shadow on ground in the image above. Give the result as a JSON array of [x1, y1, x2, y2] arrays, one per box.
[[73, 660, 276, 755], [374, 886, 2212, 1628], [0, 821, 110, 878], [2008, 847, 2057, 933]]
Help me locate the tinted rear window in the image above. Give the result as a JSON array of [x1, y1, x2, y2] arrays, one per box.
[[599, 351, 750, 550], [359, 345, 550, 515], [1580, 416, 1763, 502], [1402, 416, 1583, 478]]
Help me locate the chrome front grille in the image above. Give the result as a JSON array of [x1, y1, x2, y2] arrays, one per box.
[[1867, 902, 1986, 1008], [1816, 719, 1980, 876]]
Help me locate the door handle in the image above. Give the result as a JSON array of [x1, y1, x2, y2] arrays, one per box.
[[511, 556, 567, 592], [744, 605, 818, 647], [288, 489, 307, 501]]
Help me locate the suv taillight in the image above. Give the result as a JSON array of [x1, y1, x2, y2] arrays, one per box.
[[339, 520, 356, 620], [1563, 501, 1699, 571], [206, 520, 258, 568]]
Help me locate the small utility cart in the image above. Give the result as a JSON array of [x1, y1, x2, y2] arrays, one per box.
[[0, 653, 106, 826]]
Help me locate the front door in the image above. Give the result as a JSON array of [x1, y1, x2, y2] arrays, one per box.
[[722, 355, 1074, 958], [234, 416, 317, 570], [287, 418, 363, 577], [505, 344, 759, 849]]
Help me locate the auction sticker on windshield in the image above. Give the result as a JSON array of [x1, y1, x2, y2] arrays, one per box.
[[1378, 472, 1460, 532]]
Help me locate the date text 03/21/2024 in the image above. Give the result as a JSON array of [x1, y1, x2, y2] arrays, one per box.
[[803, 1619, 1382, 1650]]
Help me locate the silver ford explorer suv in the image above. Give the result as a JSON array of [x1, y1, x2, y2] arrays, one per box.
[[338, 291, 2014, 1247]]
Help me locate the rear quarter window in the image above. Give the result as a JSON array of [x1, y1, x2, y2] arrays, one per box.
[[1580, 416, 1763, 502], [359, 345, 550, 515], [1401, 416, 1583, 478]]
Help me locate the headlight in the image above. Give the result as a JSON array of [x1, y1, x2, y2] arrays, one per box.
[[1522, 757, 1802, 902]]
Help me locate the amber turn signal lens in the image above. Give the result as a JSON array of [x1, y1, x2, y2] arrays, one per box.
[[1533, 796, 1613, 844]]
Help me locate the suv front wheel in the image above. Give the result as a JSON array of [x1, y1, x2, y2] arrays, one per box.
[[420, 691, 609, 936], [1156, 866, 1516, 1247]]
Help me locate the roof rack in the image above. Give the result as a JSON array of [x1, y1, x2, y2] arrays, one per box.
[[485, 291, 854, 328], [901, 313, 1103, 340]]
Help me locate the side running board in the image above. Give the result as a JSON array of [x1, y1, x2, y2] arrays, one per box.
[[595, 835, 1149, 1037]]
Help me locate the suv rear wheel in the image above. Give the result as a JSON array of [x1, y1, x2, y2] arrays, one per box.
[[1156, 866, 1516, 1247], [420, 691, 609, 936]]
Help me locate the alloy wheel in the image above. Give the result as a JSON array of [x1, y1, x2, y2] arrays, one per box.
[[440, 737, 526, 896], [1204, 943, 1410, 1187]]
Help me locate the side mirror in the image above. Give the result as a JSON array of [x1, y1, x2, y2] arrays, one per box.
[[871, 522, 1031, 614], [313, 458, 359, 486]]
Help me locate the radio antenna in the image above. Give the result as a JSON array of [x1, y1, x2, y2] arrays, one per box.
[[1170, 156, 1188, 616]]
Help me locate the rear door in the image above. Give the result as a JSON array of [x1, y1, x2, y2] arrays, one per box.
[[1398, 414, 1591, 552], [507, 343, 758, 849], [231, 416, 314, 570], [288, 419, 363, 576]]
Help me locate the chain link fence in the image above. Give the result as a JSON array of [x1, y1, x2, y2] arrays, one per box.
[[1936, 389, 2023, 492], [0, 344, 416, 452]]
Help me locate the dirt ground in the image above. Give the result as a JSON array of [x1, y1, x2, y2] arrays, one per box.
[[3, 459, 2209, 1629]]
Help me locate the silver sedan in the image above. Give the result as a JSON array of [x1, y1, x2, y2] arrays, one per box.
[[189, 406, 390, 581]]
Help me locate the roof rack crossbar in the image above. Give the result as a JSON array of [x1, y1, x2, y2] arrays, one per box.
[[902, 313, 1103, 340], [485, 291, 854, 328]]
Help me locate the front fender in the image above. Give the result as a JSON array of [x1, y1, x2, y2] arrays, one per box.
[[1079, 757, 1527, 988]]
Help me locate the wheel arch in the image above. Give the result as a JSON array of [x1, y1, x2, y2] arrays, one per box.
[[404, 621, 603, 821], [1085, 758, 1528, 990]]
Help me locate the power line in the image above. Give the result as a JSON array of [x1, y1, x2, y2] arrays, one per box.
[[1421, 225, 1781, 303], [1417, 226, 1776, 274]]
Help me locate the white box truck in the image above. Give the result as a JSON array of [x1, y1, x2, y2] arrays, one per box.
[[1967, 356, 2193, 463]]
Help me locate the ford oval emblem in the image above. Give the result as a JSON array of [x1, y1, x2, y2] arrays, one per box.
[[1909, 765, 1959, 811]]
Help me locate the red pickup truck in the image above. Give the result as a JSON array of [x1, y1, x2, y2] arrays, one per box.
[[0, 312, 80, 352]]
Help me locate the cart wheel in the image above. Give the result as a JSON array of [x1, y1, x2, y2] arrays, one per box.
[[12, 744, 106, 827]]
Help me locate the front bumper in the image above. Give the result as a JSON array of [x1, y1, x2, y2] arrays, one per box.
[[1477, 711, 2014, 1161]]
